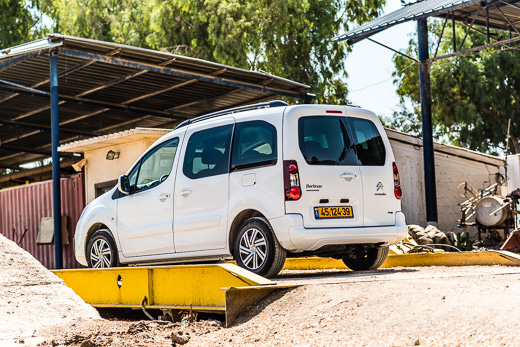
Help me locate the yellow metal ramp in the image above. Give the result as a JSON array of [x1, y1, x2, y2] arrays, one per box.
[[52, 264, 296, 326]]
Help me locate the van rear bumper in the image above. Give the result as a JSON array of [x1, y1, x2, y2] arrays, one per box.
[[271, 212, 407, 251]]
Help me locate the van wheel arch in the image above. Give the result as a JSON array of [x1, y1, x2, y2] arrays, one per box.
[[229, 209, 264, 258], [85, 223, 111, 254]]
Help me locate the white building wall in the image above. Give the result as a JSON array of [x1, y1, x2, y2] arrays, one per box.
[[387, 129, 504, 234]]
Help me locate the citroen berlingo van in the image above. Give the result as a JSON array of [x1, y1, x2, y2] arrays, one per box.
[[74, 101, 407, 277]]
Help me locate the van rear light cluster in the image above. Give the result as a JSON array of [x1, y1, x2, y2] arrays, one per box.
[[393, 162, 402, 199], [284, 160, 301, 200]]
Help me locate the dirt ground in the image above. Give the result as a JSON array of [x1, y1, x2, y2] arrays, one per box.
[[187, 266, 520, 346], [0, 234, 100, 346], [11, 265, 519, 347]]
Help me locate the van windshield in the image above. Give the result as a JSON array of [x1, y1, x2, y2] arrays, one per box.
[[298, 116, 357, 166]]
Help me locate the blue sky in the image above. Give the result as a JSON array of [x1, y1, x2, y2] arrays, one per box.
[[345, 0, 416, 119]]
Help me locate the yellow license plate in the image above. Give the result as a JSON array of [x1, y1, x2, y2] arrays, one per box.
[[314, 206, 354, 219]]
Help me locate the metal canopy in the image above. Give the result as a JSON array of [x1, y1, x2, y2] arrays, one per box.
[[335, 0, 520, 226], [336, 0, 520, 44], [0, 34, 312, 169]]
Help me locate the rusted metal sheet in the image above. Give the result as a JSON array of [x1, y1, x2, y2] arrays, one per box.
[[0, 173, 85, 269]]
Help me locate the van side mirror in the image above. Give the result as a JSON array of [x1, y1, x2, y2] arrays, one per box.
[[117, 175, 130, 194]]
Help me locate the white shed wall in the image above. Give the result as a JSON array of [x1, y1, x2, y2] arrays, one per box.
[[387, 129, 504, 234]]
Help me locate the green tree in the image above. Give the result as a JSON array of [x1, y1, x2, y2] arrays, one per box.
[[0, 0, 41, 47], [391, 20, 520, 155], [39, 0, 386, 104]]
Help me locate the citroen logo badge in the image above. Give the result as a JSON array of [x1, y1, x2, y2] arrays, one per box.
[[376, 182, 384, 191]]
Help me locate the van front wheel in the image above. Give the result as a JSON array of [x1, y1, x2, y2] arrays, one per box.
[[341, 246, 389, 271], [86, 229, 119, 268], [234, 217, 286, 278]]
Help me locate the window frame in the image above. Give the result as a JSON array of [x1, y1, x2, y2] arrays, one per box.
[[231, 120, 278, 172], [128, 137, 180, 194], [346, 117, 386, 166], [182, 124, 234, 180]]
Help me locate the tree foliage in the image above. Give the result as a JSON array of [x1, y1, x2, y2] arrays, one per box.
[[36, 0, 386, 104], [391, 20, 520, 155], [0, 0, 41, 47]]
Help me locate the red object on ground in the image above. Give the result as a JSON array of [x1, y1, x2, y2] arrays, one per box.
[[501, 230, 520, 250]]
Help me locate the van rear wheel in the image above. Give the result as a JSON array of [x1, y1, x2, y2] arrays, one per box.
[[341, 246, 389, 271], [234, 217, 286, 278]]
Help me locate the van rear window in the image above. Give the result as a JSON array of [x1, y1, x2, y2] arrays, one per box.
[[298, 117, 357, 166], [348, 118, 386, 166]]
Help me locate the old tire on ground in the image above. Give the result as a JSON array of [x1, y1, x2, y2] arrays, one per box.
[[342, 246, 389, 271], [86, 229, 119, 268], [234, 217, 286, 278]]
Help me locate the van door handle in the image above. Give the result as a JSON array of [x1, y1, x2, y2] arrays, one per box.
[[179, 189, 192, 197], [158, 193, 171, 201], [340, 173, 357, 180]]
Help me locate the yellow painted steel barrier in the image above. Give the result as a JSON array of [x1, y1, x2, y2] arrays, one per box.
[[52, 264, 296, 326], [282, 250, 520, 270]]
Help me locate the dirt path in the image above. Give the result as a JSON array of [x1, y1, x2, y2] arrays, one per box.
[[188, 266, 520, 346]]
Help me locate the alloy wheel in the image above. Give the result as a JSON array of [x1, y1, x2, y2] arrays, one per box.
[[239, 227, 268, 270], [90, 238, 112, 268]]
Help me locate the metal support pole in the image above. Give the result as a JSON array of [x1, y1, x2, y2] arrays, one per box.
[[486, 7, 491, 43], [417, 18, 438, 225], [50, 50, 63, 269]]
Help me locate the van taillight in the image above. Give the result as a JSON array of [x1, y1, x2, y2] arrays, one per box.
[[284, 160, 301, 200], [393, 162, 402, 199]]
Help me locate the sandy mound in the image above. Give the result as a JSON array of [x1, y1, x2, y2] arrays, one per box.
[[0, 233, 100, 342]]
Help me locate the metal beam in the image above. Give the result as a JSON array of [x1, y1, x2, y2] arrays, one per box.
[[0, 158, 77, 185], [59, 49, 311, 99], [0, 82, 182, 120], [50, 51, 63, 270], [418, 18, 438, 225], [0, 144, 75, 158], [76, 57, 176, 98], [494, 3, 520, 35], [0, 50, 52, 70], [429, 35, 520, 62], [0, 60, 97, 106], [0, 119, 94, 137], [367, 38, 419, 62]]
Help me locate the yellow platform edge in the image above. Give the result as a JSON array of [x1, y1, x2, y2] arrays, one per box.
[[281, 250, 520, 270], [52, 263, 295, 326]]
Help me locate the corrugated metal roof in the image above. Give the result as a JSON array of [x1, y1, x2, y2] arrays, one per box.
[[336, 0, 520, 43], [0, 35, 312, 169], [58, 127, 170, 152]]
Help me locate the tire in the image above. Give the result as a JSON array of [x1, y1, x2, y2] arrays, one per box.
[[234, 217, 286, 278], [341, 246, 389, 271], [86, 229, 119, 268]]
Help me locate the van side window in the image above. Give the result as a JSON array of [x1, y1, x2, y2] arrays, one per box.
[[131, 138, 179, 192], [348, 118, 386, 166], [231, 120, 277, 170], [183, 125, 233, 179], [298, 116, 357, 166]]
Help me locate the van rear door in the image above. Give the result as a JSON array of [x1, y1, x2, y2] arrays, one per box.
[[283, 106, 364, 229], [346, 110, 399, 227]]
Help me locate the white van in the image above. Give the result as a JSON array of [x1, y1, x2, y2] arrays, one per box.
[[74, 101, 407, 277]]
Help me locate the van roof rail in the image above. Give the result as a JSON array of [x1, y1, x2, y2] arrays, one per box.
[[174, 100, 289, 129]]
